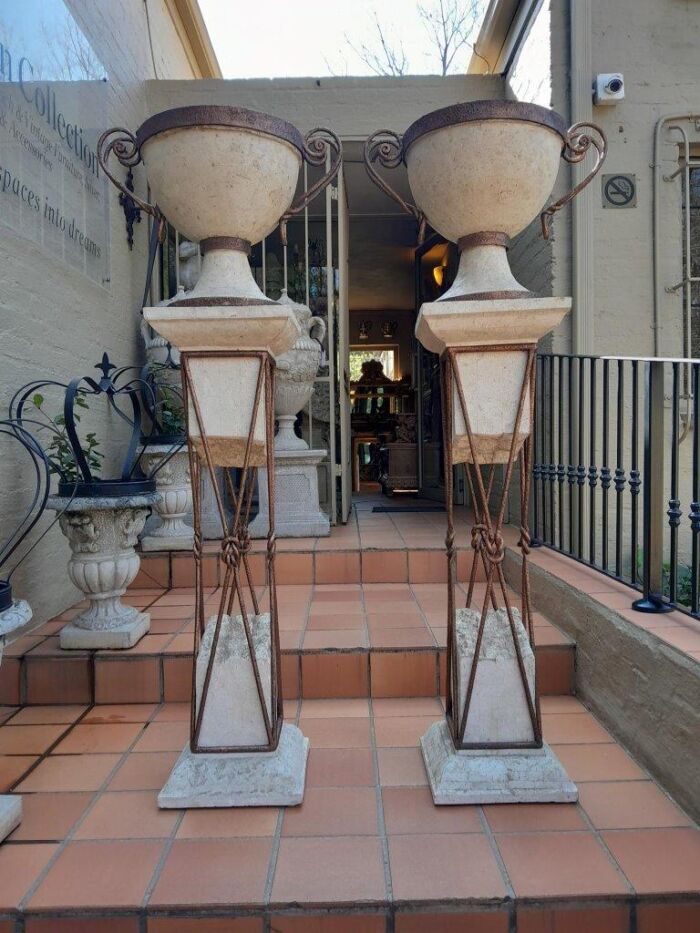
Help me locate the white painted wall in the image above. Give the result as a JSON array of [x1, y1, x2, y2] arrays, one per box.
[[0, 1, 198, 625]]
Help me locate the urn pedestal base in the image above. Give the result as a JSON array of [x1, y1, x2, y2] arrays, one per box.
[[250, 449, 330, 538], [421, 719, 578, 805], [158, 723, 309, 808], [0, 795, 21, 842], [59, 612, 150, 650]]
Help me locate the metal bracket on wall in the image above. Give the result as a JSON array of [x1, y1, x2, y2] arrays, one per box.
[[119, 168, 142, 250]]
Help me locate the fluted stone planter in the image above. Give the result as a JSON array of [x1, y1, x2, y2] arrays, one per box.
[[49, 493, 157, 649], [139, 445, 193, 551], [250, 291, 330, 538], [0, 595, 30, 839]]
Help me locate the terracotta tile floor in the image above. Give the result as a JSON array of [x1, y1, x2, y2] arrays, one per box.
[[0, 696, 697, 928], [13, 580, 570, 660]]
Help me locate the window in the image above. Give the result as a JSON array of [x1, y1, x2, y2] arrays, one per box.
[[349, 347, 397, 382]]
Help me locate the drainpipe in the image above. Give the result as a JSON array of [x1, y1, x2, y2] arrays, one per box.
[[652, 113, 700, 357], [570, 0, 594, 355]]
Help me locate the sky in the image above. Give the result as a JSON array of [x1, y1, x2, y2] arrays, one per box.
[[198, 0, 485, 79]]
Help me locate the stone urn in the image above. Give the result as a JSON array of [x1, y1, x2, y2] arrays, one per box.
[[48, 493, 157, 649], [274, 289, 325, 451], [249, 291, 330, 538], [365, 100, 606, 465], [0, 587, 31, 840], [98, 105, 342, 807], [139, 445, 193, 551]]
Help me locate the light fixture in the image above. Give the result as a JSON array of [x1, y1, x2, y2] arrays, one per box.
[[432, 265, 444, 287], [358, 321, 372, 340], [382, 320, 398, 339]]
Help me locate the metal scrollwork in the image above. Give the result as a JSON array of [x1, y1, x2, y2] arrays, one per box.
[[97, 127, 162, 222], [540, 121, 607, 239], [280, 127, 343, 245], [363, 129, 426, 244]]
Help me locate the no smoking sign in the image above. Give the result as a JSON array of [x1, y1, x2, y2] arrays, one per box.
[[602, 173, 637, 208]]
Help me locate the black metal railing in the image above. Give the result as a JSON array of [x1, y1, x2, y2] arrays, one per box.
[[532, 353, 700, 618]]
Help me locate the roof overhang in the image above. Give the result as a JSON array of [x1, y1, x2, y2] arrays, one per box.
[[467, 0, 543, 75], [165, 0, 222, 78]]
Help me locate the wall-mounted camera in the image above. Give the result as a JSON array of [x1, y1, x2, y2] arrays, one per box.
[[593, 73, 625, 106]]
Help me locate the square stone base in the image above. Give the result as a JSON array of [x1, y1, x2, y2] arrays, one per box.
[[0, 795, 21, 841], [250, 450, 330, 539], [60, 612, 150, 650], [158, 723, 309, 808], [421, 719, 578, 805], [140, 534, 194, 552]]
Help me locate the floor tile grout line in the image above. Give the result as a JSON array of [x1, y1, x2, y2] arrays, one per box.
[[141, 807, 186, 908], [7, 703, 97, 794], [15, 711, 160, 913], [362, 568, 394, 908], [573, 782, 638, 898], [264, 695, 303, 905], [477, 806, 516, 903]]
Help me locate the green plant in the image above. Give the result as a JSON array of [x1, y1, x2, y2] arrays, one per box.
[[636, 547, 693, 607], [29, 391, 103, 481], [155, 386, 185, 436]]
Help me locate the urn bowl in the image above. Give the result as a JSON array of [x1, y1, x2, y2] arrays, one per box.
[[136, 106, 304, 245], [402, 101, 567, 243]]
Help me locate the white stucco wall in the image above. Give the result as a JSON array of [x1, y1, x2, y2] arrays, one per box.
[[0, 1, 198, 626], [509, 0, 700, 358]]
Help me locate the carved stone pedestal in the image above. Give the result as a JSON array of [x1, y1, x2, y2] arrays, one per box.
[[49, 494, 157, 650], [250, 449, 329, 538], [0, 599, 31, 840], [160, 611, 308, 808]]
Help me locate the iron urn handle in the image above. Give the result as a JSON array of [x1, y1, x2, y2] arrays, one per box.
[[540, 121, 608, 239]]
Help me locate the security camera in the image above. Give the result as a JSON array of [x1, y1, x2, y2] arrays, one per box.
[[594, 73, 624, 105]]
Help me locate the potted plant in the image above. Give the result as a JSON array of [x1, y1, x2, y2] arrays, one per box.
[[11, 354, 160, 650]]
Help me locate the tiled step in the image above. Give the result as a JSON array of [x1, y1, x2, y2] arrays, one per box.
[[134, 543, 485, 588], [0, 584, 575, 706], [0, 697, 697, 931]]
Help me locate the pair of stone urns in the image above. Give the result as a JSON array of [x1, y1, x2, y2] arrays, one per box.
[[99, 99, 604, 809]]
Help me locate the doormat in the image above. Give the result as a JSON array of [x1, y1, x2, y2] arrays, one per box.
[[372, 506, 445, 513]]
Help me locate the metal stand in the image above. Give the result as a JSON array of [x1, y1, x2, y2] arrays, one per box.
[[181, 350, 283, 754], [441, 344, 541, 751]]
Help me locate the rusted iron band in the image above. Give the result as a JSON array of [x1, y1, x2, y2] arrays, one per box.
[[440, 289, 535, 302], [403, 100, 568, 152], [169, 295, 275, 307], [201, 236, 251, 256], [458, 232, 511, 252], [136, 105, 305, 154]]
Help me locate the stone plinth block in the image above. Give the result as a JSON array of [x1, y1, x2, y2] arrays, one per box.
[[250, 449, 330, 538], [195, 613, 273, 749], [455, 606, 535, 745], [158, 722, 309, 808], [421, 719, 578, 805], [0, 795, 21, 842], [48, 493, 157, 651]]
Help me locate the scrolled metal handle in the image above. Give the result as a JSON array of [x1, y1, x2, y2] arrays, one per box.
[[540, 122, 607, 239], [97, 127, 162, 221], [363, 129, 426, 245], [280, 127, 343, 244], [308, 314, 326, 346]]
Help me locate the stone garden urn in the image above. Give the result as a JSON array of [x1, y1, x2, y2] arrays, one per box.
[[250, 290, 330, 538], [0, 590, 31, 840], [365, 100, 605, 805], [139, 445, 193, 551], [99, 105, 342, 808], [49, 492, 157, 649]]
